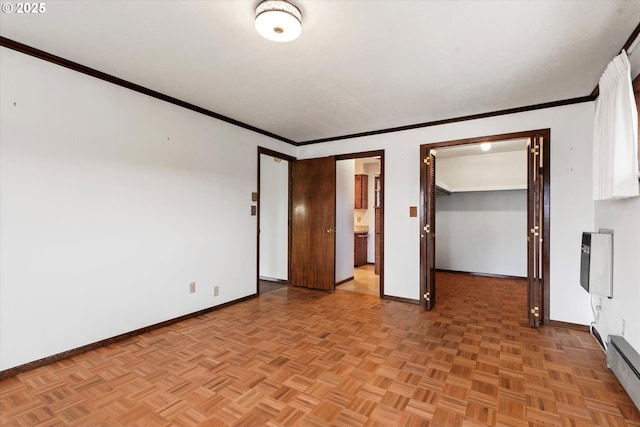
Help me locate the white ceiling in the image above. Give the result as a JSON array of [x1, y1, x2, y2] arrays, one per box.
[[434, 138, 528, 158], [1, 1, 639, 144]]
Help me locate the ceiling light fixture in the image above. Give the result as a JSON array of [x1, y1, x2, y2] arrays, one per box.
[[255, 0, 302, 43], [480, 142, 491, 152]]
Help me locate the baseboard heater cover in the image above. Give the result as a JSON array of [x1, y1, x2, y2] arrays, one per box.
[[607, 335, 640, 410]]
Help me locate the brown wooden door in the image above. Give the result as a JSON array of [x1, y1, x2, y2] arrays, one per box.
[[420, 148, 436, 310], [290, 156, 336, 290], [527, 135, 543, 327]]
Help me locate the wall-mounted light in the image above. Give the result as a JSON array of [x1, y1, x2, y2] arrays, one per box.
[[480, 142, 491, 152], [255, 0, 302, 43]]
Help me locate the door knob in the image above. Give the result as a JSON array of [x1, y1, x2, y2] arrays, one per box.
[[327, 228, 334, 234]]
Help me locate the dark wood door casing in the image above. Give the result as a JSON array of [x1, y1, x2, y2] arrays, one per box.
[[290, 156, 336, 291], [527, 132, 548, 328], [426, 152, 437, 310], [527, 137, 538, 327], [374, 207, 382, 275], [419, 147, 436, 310], [419, 145, 428, 309]]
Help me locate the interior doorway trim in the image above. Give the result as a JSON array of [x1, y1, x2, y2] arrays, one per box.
[[257, 147, 297, 295], [419, 129, 550, 325], [336, 150, 385, 298]]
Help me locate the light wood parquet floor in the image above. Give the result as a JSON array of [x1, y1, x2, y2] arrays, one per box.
[[335, 264, 379, 296], [1, 272, 639, 426]]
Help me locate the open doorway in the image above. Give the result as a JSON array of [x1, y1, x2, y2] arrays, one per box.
[[420, 130, 550, 327], [335, 151, 385, 297], [434, 139, 528, 277], [257, 147, 295, 295], [259, 149, 385, 296]]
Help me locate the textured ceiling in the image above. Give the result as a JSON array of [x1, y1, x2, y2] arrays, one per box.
[[1, 1, 639, 144]]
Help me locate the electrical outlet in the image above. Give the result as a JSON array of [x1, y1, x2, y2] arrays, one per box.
[[189, 282, 196, 293], [622, 319, 626, 336], [214, 286, 219, 297]]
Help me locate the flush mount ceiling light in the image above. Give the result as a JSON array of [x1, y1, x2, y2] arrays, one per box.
[[480, 142, 491, 152], [255, 0, 302, 42]]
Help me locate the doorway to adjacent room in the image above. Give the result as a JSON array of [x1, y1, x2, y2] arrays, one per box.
[[420, 129, 550, 327], [335, 151, 384, 297], [257, 148, 385, 298]]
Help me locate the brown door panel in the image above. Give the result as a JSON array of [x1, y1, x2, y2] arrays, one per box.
[[290, 157, 336, 291], [527, 134, 544, 328], [420, 147, 436, 311]]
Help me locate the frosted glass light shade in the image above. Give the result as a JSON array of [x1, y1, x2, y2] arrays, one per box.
[[480, 142, 491, 152], [255, 0, 302, 42]]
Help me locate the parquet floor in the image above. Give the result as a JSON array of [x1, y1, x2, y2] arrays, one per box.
[[259, 279, 288, 295], [1, 272, 639, 426], [336, 264, 380, 296]]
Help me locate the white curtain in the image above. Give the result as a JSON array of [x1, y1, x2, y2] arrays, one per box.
[[593, 50, 639, 200]]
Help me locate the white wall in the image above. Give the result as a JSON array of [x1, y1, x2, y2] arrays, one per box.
[[0, 47, 295, 371], [336, 160, 355, 282], [259, 154, 289, 281], [437, 150, 527, 192], [0, 44, 604, 372], [298, 102, 595, 325], [590, 56, 640, 355], [435, 190, 527, 277], [594, 195, 640, 352]]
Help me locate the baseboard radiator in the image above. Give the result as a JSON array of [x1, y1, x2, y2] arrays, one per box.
[[607, 335, 640, 410]]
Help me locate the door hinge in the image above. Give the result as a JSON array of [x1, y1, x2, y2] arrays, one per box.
[[539, 139, 543, 168], [424, 292, 430, 301], [530, 225, 539, 236], [424, 157, 430, 166], [424, 224, 430, 233], [530, 144, 539, 155], [530, 306, 539, 317]]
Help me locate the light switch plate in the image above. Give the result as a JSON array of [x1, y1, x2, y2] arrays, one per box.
[[409, 206, 417, 217]]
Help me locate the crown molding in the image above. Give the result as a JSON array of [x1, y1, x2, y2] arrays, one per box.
[[4, 26, 632, 147], [0, 36, 295, 145], [298, 96, 593, 145]]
